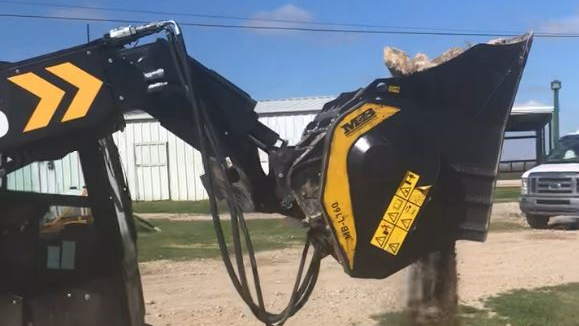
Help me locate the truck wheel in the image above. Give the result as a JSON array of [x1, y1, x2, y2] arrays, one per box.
[[526, 214, 550, 229]]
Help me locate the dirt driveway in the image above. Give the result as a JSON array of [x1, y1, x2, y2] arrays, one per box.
[[141, 203, 579, 326]]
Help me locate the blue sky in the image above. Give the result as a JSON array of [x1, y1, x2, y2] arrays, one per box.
[[2, 0, 579, 158]]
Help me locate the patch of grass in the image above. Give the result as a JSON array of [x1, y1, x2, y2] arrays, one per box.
[[373, 283, 579, 326], [137, 218, 305, 262], [373, 305, 496, 326], [488, 220, 526, 233], [373, 310, 408, 326], [132, 200, 228, 214], [493, 187, 520, 203], [134, 186, 521, 214], [497, 171, 523, 180], [485, 283, 579, 326]]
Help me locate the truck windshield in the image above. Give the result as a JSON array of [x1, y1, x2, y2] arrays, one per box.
[[546, 137, 579, 163]]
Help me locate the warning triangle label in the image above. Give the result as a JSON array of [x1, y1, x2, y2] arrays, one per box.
[[400, 186, 411, 198], [388, 243, 400, 254], [387, 212, 399, 222], [401, 218, 413, 229], [375, 236, 387, 247], [380, 223, 392, 235]]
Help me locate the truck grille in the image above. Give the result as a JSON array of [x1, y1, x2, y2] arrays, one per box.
[[529, 174, 575, 195]]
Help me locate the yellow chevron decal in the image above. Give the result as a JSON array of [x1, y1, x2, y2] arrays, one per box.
[[46, 62, 103, 122], [8, 72, 65, 132], [8, 62, 102, 132]]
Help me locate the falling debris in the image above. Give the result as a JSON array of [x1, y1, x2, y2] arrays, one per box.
[[407, 243, 458, 326]]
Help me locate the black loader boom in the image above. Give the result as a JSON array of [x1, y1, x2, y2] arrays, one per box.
[[0, 21, 532, 326]]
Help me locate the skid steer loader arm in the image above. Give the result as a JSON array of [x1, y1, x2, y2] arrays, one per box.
[[0, 21, 284, 326], [0, 20, 533, 326], [0, 23, 281, 212]]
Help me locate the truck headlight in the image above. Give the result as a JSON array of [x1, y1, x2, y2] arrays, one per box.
[[521, 178, 528, 195]]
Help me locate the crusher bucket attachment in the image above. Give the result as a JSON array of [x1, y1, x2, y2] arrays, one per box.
[[286, 34, 533, 279]]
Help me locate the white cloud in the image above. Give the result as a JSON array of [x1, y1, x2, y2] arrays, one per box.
[[540, 13, 579, 33], [51, 8, 107, 20], [245, 4, 313, 35], [514, 99, 548, 107]]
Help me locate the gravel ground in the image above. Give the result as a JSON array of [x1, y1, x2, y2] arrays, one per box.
[[141, 203, 579, 326]]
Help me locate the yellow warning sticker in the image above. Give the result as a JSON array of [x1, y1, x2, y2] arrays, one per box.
[[395, 171, 419, 200], [398, 201, 419, 231], [409, 185, 431, 206], [370, 171, 431, 255], [383, 195, 405, 224], [371, 220, 395, 248], [385, 226, 406, 255], [387, 85, 400, 94]]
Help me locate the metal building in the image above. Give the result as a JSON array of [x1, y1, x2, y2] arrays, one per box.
[[7, 96, 551, 201]]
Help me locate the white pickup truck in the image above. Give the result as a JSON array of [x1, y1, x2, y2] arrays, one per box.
[[520, 133, 579, 228]]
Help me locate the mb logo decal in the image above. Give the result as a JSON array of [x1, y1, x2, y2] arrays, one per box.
[[340, 107, 376, 136]]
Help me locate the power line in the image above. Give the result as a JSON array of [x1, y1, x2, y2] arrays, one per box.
[[0, 12, 578, 38], [0, 0, 539, 35], [0, 13, 146, 25], [2, 0, 578, 37]]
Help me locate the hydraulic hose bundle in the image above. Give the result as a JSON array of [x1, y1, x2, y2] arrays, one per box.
[[163, 23, 323, 326]]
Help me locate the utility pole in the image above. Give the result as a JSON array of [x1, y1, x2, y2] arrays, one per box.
[[551, 80, 561, 151]]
